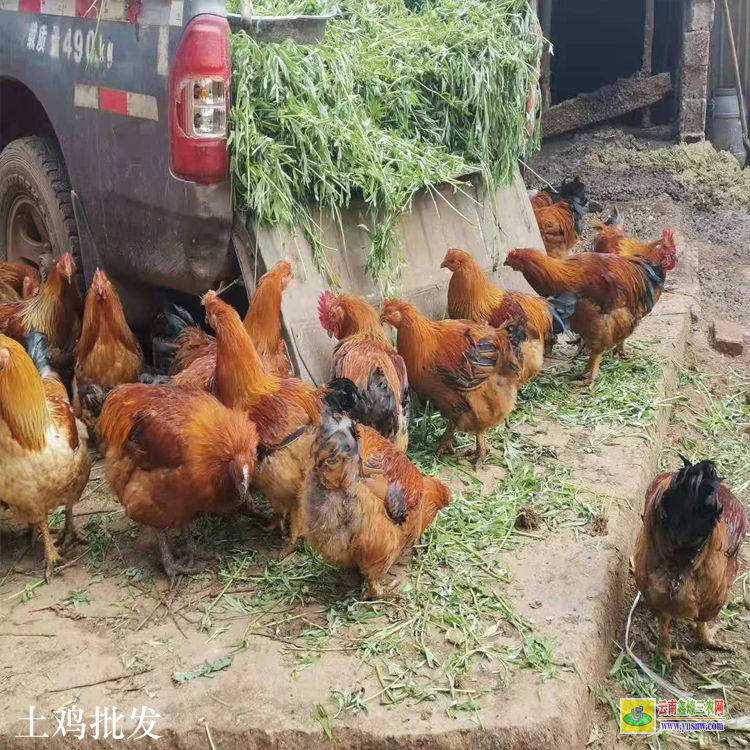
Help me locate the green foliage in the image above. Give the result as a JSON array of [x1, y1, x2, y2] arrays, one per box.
[[229, 0, 541, 291]]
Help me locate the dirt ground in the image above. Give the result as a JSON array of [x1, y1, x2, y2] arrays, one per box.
[[530, 128, 750, 748], [0, 128, 748, 749]]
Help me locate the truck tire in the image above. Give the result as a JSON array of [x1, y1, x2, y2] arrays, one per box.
[[0, 136, 82, 287]]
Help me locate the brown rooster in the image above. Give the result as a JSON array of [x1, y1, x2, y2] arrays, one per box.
[[635, 458, 747, 665], [504, 247, 677, 386], [0, 253, 82, 373], [204, 291, 328, 542], [169, 260, 293, 380], [301, 402, 452, 599], [441, 248, 576, 380], [380, 299, 522, 468], [318, 290, 410, 451], [0, 260, 41, 300], [73, 269, 143, 436], [529, 176, 585, 212], [593, 212, 678, 266], [97, 384, 258, 579], [0, 331, 91, 582]]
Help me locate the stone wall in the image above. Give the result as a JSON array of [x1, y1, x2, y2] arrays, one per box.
[[680, 0, 716, 140]]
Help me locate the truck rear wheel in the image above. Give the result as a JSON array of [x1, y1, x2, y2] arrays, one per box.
[[0, 136, 81, 283]]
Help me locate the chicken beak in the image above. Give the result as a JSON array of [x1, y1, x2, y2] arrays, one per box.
[[439, 260, 448, 270]]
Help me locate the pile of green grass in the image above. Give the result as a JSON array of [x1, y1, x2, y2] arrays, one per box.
[[229, 0, 541, 291]]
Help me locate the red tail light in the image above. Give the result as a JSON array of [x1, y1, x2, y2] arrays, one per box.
[[169, 15, 231, 184]]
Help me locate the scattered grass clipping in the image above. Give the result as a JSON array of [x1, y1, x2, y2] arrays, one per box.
[[229, 0, 541, 291]]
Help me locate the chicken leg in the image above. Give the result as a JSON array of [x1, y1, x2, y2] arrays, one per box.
[[658, 611, 674, 666], [614, 341, 628, 359], [56, 505, 88, 551], [39, 522, 61, 584], [576, 352, 603, 388], [473, 431, 490, 470], [436, 421, 457, 457], [157, 530, 199, 583]]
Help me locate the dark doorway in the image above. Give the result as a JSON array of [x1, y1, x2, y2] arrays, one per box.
[[549, 0, 682, 124]]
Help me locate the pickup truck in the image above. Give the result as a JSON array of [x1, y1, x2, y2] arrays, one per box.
[[0, 0, 239, 326]]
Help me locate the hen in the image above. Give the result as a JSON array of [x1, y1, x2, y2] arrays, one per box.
[[380, 299, 522, 468], [504, 247, 677, 386], [0, 260, 41, 300], [0, 253, 83, 373], [301, 401, 452, 599], [318, 290, 410, 450], [97, 384, 258, 579], [169, 260, 293, 380], [73, 269, 143, 436], [204, 291, 328, 542], [635, 458, 747, 665], [441, 248, 576, 380], [0, 331, 91, 581]]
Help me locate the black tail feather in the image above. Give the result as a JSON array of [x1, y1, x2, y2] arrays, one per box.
[[604, 207, 622, 227], [324, 378, 364, 415], [659, 457, 723, 559], [546, 293, 578, 336], [25, 329, 54, 378]]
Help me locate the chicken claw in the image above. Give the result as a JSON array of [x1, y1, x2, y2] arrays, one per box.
[[157, 530, 200, 585], [56, 506, 88, 551], [696, 622, 733, 653]]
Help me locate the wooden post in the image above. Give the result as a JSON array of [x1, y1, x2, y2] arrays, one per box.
[[641, 0, 655, 127], [540, 0, 553, 110]]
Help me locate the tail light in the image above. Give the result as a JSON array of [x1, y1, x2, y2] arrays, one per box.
[[169, 15, 231, 184]]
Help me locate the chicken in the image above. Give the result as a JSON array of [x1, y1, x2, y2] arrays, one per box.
[[97, 384, 258, 579], [0, 260, 41, 300], [592, 211, 678, 265], [0, 253, 83, 374], [169, 260, 294, 380], [318, 290, 410, 450], [529, 176, 585, 211], [0, 331, 91, 582], [532, 178, 587, 259], [504, 247, 678, 386], [301, 401, 452, 599], [380, 299, 523, 468], [634, 457, 747, 665], [73, 269, 143, 436], [441, 248, 576, 380], [203, 291, 326, 542]]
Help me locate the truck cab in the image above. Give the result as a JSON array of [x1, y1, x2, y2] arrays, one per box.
[[0, 0, 234, 325]]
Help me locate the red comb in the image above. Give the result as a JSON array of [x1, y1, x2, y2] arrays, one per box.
[[318, 290, 336, 332], [662, 229, 677, 252]]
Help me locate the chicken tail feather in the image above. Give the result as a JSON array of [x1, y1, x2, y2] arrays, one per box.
[[25, 329, 55, 380], [604, 207, 622, 227], [546, 293, 578, 335], [659, 457, 723, 561], [323, 377, 363, 415]]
